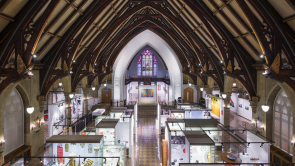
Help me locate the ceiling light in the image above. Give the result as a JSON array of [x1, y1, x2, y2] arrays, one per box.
[[200, 88, 204, 91], [69, 94, 74, 99], [94, 63, 97, 66], [261, 105, 269, 112], [104, 84, 106, 87], [260, 54, 264, 58], [233, 82, 236, 86], [26, 107, 34, 114], [32, 54, 37, 58], [73, 60, 76, 63], [220, 60, 223, 63], [92, 87, 95, 91], [222, 94, 227, 99], [199, 63, 201, 66], [59, 82, 62, 86]]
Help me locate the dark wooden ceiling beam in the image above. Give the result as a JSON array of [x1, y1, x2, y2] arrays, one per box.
[[36, 0, 89, 56]]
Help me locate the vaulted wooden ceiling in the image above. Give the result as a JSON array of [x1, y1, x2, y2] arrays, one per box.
[[0, 0, 295, 101]]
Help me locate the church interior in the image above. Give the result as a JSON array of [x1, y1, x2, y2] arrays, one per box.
[[1, 0, 295, 165]]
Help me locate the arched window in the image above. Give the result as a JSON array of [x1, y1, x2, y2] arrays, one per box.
[[137, 49, 157, 76], [273, 89, 293, 155]]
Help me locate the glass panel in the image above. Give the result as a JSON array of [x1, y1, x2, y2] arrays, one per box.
[[274, 112, 281, 148]]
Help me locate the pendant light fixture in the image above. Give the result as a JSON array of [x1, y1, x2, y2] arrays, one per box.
[[26, 78, 34, 114], [104, 78, 107, 87], [222, 94, 227, 99], [261, 75, 269, 112]]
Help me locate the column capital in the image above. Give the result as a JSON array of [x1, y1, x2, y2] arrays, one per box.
[[204, 88, 213, 94], [82, 87, 91, 94], [64, 92, 75, 102], [220, 92, 232, 99], [249, 101, 258, 113], [39, 101, 47, 112]]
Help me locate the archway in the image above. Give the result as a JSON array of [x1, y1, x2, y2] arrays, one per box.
[[112, 30, 182, 103]]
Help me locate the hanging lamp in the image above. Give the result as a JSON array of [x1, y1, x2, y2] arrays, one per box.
[[104, 78, 107, 87], [26, 78, 34, 114], [261, 74, 269, 112]]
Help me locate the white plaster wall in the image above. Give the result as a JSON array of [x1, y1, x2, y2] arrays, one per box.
[[230, 93, 252, 120], [113, 30, 182, 102]]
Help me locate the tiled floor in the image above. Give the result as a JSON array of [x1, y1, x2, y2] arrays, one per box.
[[138, 118, 158, 165]]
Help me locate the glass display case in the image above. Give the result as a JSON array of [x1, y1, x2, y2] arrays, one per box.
[[97, 128, 115, 142], [103, 145, 125, 166], [95, 115, 110, 126], [170, 109, 185, 119], [46, 135, 104, 166], [96, 119, 119, 144], [190, 145, 215, 163]]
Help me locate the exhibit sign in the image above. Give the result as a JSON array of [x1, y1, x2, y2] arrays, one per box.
[[141, 89, 154, 97]]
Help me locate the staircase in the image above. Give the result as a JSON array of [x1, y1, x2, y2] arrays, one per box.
[[138, 105, 157, 118]]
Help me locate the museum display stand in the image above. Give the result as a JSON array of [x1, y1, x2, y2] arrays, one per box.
[[103, 145, 125, 166], [95, 115, 111, 126], [201, 127, 271, 164], [46, 135, 104, 166], [185, 109, 211, 119], [160, 109, 170, 128], [110, 107, 126, 122], [184, 131, 215, 163], [164, 119, 220, 165], [92, 109, 105, 120], [96, 119, 119, 144], [170, 109, 185, 119]]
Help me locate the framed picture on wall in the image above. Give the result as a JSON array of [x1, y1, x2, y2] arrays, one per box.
[[239, 104, 242, 108], [136, 86, 138, 89], [141, 89, 154, 97], [245, 106, 249, 110], [213, 135, 218, 141]]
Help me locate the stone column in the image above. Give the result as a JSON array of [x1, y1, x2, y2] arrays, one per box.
[[221, 92, 232, 128], [204, 88, 213, 108], [195, 85, 202, 103], [64, 92, 73, 126], [39, 101, 47, 113], [82, 88, 91, 115]]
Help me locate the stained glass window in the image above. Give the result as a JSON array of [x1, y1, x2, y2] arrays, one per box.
[[137, 56, 141, 76], [137, 49, 157, 77]]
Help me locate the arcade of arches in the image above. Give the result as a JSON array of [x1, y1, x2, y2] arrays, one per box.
[[1, 0, 295, 165]]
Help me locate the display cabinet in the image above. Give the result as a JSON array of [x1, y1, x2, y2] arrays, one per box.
[[96, 119, 119, 143], [46, 135, 104, 166], [103, 145, 125, 166]]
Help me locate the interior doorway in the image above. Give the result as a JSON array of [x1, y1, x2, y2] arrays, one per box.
[[102, 87, 112, 103], [183, 87, 193, 103]]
